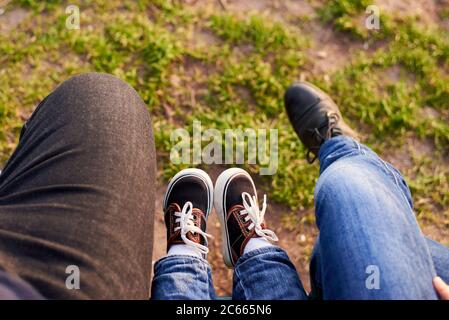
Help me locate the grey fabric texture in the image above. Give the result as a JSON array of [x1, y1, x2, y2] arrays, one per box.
[[0, 73, 156, 299]]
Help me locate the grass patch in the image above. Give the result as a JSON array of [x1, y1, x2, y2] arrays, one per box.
[[1, 0, 448, 236]]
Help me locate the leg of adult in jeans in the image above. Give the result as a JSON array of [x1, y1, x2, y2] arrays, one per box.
[[309, 136, 440, 299], [232, 246, 308, 300], [0, 73, 156, 299], [427, 239, 449, 284]]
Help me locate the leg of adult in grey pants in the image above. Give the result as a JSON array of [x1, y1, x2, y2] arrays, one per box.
[[0, 73, 156, 299]]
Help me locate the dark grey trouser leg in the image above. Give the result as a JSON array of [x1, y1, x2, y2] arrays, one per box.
[[0, 73, 156, 299]]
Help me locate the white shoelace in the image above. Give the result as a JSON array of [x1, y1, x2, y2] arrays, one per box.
[[174, 202, 212, 255], [239, 192, 278, 242]]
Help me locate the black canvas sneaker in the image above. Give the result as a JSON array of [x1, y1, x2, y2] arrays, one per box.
[[214, 168, 278, 268], [163, 168, 214, 258], [284, 81, 358, 163]]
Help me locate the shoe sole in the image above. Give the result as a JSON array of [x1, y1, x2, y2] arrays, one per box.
[[214, 168, 257, 268], [163, 168, 214, 218]]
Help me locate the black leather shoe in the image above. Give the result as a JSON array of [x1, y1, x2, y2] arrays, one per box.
[[284, 82, 357, 163]]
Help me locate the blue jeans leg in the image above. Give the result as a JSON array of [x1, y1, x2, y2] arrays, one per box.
[[309, 236, 449, 299], [426, 239, 449, 283], [232, 246, 308, 300], [151, 255, 216, 300], [309, 135, 445, 299]]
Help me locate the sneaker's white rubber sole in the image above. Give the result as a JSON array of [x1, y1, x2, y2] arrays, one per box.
[[163, 168, 214, 218], [214, 168, 257, 268]]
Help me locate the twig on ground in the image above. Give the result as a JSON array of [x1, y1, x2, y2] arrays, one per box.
[[217, 0, 227, 11]]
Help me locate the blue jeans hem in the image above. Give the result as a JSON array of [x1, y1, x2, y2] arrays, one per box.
[[236, 246, 285, 267], [154, 254, 210, 272]]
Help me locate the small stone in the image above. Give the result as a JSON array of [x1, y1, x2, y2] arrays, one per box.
[[317, 50, 327, 58], [170, 75, 181, 87]]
